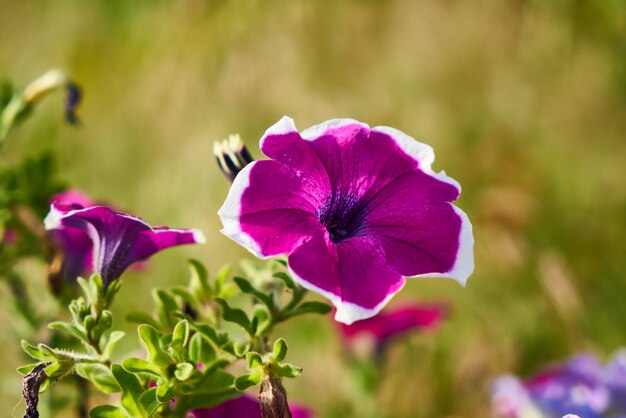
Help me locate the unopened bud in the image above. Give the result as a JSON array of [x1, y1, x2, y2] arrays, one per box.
[[23, 69, 82, 125], [213, 134, 254, 182]]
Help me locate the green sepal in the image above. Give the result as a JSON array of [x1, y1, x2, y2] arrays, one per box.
[[91, 310, 113, 341], [234, 371, 262, 390], [17, 363, 43, 375], [21, 340, 45, 360], [246, 352, 264, 369], [274, 362, 302, 378], [45, 361, 74, 379], [271, 338, 287, 362]]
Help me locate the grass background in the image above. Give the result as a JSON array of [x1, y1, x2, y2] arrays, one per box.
[[1, 1, 625, 416]]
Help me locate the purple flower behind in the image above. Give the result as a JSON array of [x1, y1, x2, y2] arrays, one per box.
[[338, 302, 446, 342], [189, 395, 312, 418], [219, 117, 474, 324], [2, 228, 19, 245], [492, 352, 626, 418], [45, 198, 205, 284]]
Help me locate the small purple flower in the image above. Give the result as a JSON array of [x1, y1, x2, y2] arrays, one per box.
[[44, 199, 205, 284], [188, 394, 312, 418], [492, 353, 626, 418], [337, 302, 446, 342], [219, 117, 474, 324]]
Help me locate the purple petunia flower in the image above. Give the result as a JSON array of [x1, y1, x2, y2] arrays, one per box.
[[188, 394, 312, 418], [337, 302, 446, 343], [492, 353, 626, 418], [219, 117, 474, 324], [48, 190, 97, 282], [44, 197, 205, 285]]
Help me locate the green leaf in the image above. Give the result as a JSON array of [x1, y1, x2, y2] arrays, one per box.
[[103, 331, 125, 360], [75, 364, 121, 394], [48, 321, 87, 342], [111, 364, 145, 418], [137, 324, 172, 368], [170, 320, 190, 357], [233, 277, 275, 311], [215, 298, 252, 334], [188, 332, 217, 364], [174, 362, 194, 381], [122, 357, 162, 377], [153, 289, 179, 329], [214, 265, 231, 296], [271, 338, 288, 362], [125, 311, 160, 329], [138, 388, 160, 416], [156, 381, 176, 403], [234, 342, 250, 357], [188, 259, 211, 299], [284, 301, 332, 318], [89, 405, 128, 418], [272, 272, 296, 289]]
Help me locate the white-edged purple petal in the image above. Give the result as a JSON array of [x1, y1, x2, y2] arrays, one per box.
[[45, 204, 205, 283], [219, 160, 325, 258], [218, 116, 474, 324]]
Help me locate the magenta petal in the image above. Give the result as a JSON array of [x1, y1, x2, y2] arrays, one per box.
[[190, 395, 313, 418], [339, 303, 447, 342], [289, 233, 405, 324], [45, 204, 205, 283], [364, 172, 473, 284], [260, 116, 331, 195], [219, 160, 326, 257], [49, 228, 93, 281]]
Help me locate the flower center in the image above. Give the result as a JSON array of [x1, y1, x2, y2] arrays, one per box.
[[318, 193, 367, 243]]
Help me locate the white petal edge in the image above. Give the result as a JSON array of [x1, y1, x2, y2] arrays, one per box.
[[287, 263, 406, 325], [410, 204, 475, 286], [372, 126, 461, 193], [260, 115, 297, 140], [300, 118, 370, 141], [217, 161, 267, 259]]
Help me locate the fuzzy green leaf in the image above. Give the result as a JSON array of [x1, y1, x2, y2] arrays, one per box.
[[75, 364, 121, 394], [89, 405, 128, 418], [111, 364, 144, 418]]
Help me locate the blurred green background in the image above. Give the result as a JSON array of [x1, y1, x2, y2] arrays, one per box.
[[1, 1, 625, 416]]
